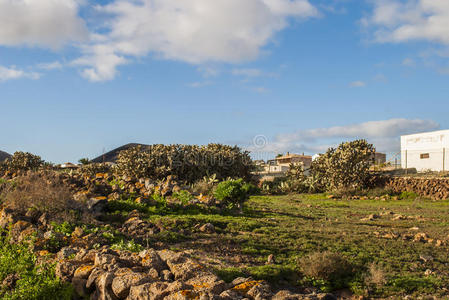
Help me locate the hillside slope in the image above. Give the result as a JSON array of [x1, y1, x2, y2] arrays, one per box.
[[0, 150, 11, 161], [91, 143, 149, 163]]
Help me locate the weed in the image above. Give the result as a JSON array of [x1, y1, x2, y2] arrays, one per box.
[[299, 251, 354, 291], [0, 232, 73, 299], [51, 222, 75, 237], [111, 239, 143, 252], [399, 191, 419, 200], [172, 190, 194, 205]]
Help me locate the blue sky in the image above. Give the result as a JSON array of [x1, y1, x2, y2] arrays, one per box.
[[1, 0, 448, 163]]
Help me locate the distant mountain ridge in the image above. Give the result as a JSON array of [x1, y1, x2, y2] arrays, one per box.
[[91, 143, 149, 163], [0, 150, 11, 162]]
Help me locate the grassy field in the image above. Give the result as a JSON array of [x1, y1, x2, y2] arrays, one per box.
[[111, 193, 449, 298]]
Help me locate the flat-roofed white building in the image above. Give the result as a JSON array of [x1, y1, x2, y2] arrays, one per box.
[[401, 129, 449, 172]]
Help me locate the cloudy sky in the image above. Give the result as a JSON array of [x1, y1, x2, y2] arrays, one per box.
[[1, 0, 448, 162]]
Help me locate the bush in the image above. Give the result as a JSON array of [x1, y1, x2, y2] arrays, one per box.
[[0, 173, 86, 223], [4, 152, 43, 172], [114, 144, 253, 183], [78, 158, 90, 165], [364, 262, 386, 290], [190, 174, 219, 195], [191, 181, 215, 196], [214, 179, 253, 208], [310, 140, 375, 192], [172, 190, 194, 205], [299, 251, 353, 290]]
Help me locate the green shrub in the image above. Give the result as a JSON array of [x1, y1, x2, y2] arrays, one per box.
[[78, 158, 90, 165], [399, 191, 418, 200], [242, 182, 259, 195], [172, 190, 194, 205], [0, 232, 73, 299], [214, 179, 252, 208], [5, 152, 43, 172], [111, 239, 143, 252]]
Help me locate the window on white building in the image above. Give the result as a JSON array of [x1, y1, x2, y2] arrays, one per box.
[[420, 153, 430, 159]]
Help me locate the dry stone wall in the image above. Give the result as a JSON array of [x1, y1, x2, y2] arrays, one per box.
[[384, 177, 449, 200]]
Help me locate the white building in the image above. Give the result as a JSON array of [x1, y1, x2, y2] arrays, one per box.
[[401, 129, 449, 172]]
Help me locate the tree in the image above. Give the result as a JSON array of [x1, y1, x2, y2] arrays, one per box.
[[78, 158, 90, 165]]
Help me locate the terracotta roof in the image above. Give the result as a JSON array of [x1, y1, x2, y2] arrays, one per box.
[[276, 154, 312, 160]]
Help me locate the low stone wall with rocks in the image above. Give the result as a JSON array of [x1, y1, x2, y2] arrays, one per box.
[[1, 207, 337, 300], [384, 177, 449, 200], [0, 189, 338, 300]]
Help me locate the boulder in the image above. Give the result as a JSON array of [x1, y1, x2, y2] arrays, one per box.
[[87, 197, 108, 214], [74, 265, 95, 279], [112, 272, 151, 299], [186, 274, 227, 294], [199, 223, 215, 234], [95, 271, 117, 300], [139, 249, 166, 272], [72, 277, 89, 298]]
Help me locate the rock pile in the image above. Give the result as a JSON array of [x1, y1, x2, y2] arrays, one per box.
[[56, 246, 336, 300], [0, 203, 338, 300]]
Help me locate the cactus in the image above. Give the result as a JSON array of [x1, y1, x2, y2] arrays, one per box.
[[310, 139, 375, 191], [114, 144, 253, 183], [5, 151, 43, 172]]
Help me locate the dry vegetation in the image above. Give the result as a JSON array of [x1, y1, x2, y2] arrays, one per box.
[[1, 173, 86, 223]]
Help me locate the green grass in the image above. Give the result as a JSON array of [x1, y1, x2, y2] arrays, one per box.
[[118, 193, 449, 297], [0, 233, 73, 299]]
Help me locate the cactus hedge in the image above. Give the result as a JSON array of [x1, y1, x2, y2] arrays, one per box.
[[114, 144, 253, 183]]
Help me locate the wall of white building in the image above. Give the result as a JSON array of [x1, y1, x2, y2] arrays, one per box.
[[401, 130, 449, 172]]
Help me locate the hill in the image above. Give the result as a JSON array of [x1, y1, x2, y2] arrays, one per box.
[[0, 150, 11, 162], [91, 143, 149, 163]]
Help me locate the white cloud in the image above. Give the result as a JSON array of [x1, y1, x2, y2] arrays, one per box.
[[197, 66, 220, 78], [232, 68, 278, 78], [37, 61, 63, 70], [0, 0, 88, 49], [187, 81, 212, 88], [252, 86, 269, 93], [76, 0, 318, 81], [72, 45, 128, 82], [373, 73, 388, 82], [233, 68, 265, 77], [248, 118, 440, 154], [402, 58, 416, 66], [0, 65, 41, 81], [349, 81, 366, 87], [363, 0, 449, 45]]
